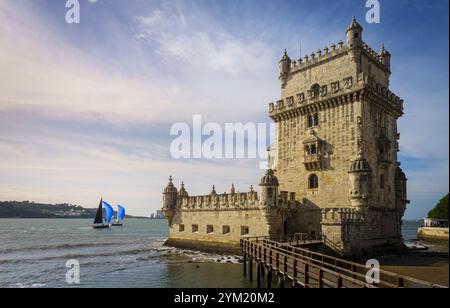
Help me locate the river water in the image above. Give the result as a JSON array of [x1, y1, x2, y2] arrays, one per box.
[[0, 219, 445, 288]]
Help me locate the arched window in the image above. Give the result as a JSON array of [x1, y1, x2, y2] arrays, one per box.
[[307, 115, 314, 127], [313, 113, 319, 126], [311, 84, 320, 98], [310, 144, 317, 155], [308, 174, 319, 189]]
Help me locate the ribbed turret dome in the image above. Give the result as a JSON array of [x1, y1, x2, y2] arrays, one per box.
[[279, 49, 291, 63], [349, 156, 371, 173], [260, 169, 279, 186], [347, 16, 363, 32], [179, 182, 188, 197], [163, 176, 178, 194]]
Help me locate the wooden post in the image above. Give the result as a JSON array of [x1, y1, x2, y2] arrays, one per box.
[[249, 258, 253, 282], [293, 259, 298, 279], [243, 253, 247, 277], [267, 268, 272, 289], [257, 262, 261, 289], [304, 263, 309, 287], [398, 277, 404, 288], [318, 269, 324, 288], [337, 274, 343, 288], [352, 264, 357, 280], [278, 273, 285, 289]]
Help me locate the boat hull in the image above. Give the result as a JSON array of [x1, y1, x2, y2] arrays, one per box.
[[93, 224, 110, 229], [111, 223, 123, 227]]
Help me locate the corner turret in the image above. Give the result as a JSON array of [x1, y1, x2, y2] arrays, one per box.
[[348, 154, 372, 209], [380, 44, 391, 71], [395, 165, 409, 216], [279, 49, 291, 88], [259, 169, 279, 207], [162, 176, 178, 224], [346, 16, 363, 48]]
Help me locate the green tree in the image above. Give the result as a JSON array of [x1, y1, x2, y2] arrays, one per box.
[[427, 194, 449, 220]]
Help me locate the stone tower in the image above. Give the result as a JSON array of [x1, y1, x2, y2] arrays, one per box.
[[268, 17, 409, 255], [162, 17, 409, 257]]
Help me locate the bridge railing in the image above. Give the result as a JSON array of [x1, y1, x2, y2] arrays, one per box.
[[240, 237, 446, 289]]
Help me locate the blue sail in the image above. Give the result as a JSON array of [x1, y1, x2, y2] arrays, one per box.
[[102, 201, 115, 223], [117, 205, 126, 222]]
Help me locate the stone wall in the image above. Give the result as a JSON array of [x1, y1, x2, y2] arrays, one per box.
[[166, 207, 283, 250], [417, 227, 449, 241]]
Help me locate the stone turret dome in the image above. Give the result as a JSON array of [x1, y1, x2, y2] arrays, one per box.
[[380, 44, 391, 56], [211, 185, 217, 195], [349, 156, 371, 173], [260, 169, 279, 186], [163, 176, 178, 194], [347, 16, 363, 32], [179, 182, 189, 197], [279, 49, 291, 63]]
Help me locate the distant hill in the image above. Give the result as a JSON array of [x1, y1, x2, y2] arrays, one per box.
[[427, 194, 449, 220], [0, 201, 147, 219]]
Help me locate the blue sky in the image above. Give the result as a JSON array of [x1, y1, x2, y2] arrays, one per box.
[[0, 0, 448, 218]]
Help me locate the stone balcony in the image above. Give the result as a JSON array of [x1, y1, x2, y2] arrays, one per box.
[[304, 154, 322, 170]]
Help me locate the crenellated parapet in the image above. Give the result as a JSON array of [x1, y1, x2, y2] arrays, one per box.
[[321, 208, 364, 225], [163, 171, 300, 214], [179, 190, 259, 210], [288, 40, 348, 75]]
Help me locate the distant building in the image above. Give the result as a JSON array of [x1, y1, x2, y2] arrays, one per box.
[[162, 18, 409, 257], [423, 218, 448, 228], [155, 210, 165, 219], [150, 211, 165, 219]]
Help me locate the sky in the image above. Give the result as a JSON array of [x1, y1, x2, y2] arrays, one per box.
[[0, 0, 448, 219]]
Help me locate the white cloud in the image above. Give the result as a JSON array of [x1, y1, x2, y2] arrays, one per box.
[[135, 3, 274, 75]]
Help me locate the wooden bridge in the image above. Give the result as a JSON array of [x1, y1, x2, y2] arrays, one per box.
[[241, 236, 446, 288]]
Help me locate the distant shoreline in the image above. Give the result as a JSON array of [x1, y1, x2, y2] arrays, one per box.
[[0, 201, 151, 219]]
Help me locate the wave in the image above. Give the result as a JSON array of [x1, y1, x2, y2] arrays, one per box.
[[0, 237, 243, 266], [10, 283, 47, 289], [0, 247, 159, 265], [0, 241, 135, 254]]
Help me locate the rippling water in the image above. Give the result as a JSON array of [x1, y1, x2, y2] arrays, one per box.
[[0, 219, 250, 288], [1, 219, 446, 288]]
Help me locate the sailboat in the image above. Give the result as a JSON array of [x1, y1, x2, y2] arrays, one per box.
[[93, 198, 109, 229], [112, 205, 126, 227], [92, 199, 115, 229]]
